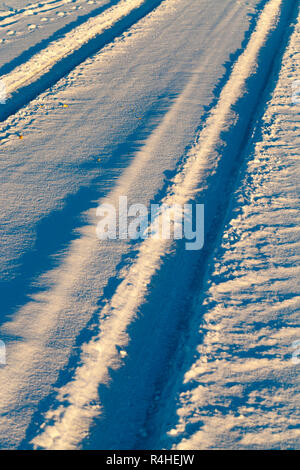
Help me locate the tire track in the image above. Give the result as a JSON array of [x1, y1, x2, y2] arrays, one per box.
[[0, 0, 82, 26], [29, 0, 295, 450], [0, 0, 165, 122]]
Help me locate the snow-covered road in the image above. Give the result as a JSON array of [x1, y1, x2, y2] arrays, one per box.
[[0, 0, 298, 450], [163, 7, 300, 449]]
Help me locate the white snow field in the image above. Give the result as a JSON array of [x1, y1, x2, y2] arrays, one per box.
[[0, 0, 299, 450], [163, 6, 300, 450]]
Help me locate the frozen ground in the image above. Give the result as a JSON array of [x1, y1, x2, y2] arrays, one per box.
[[0, 0, 299, 450], [163, 7, 300, 449]]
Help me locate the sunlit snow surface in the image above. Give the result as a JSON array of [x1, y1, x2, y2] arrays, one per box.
[[166, 7, 300, 450], [0, 0, 299, 450]]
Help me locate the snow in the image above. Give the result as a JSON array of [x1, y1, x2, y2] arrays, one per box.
[[164, 4, 300, 450], [2, 0, 146, 96], [30, 0, 291, 451], [0, 0, 298, 450], [0, 1, 113, 77]]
